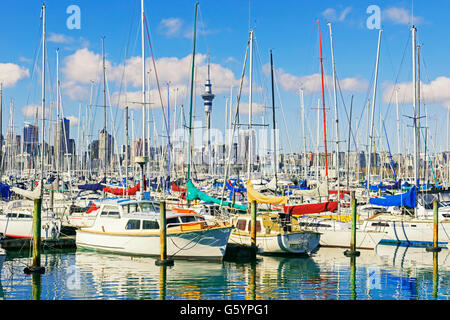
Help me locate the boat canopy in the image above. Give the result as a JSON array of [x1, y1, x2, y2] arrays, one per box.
[[246, 180, 288, 205], [186, 180, 247, 211], [369, 186, 417, 208], [103, 182, 140, 196], [283, 201, 338, 215], [78, 178, 106, 191]]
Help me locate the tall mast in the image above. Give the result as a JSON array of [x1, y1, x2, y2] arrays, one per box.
[[0, 83, 3, 182], [367, 29, 382, 195], [412, 25, 419, 188], [40, 3, 46, 186], [347, 95, 354, 190], [317, 20, 328, 179], [270, 49, 277, 188], [316, 98, 320, 182], [300, 88, 307, 181], [246, 29, 254, 182], [187, 2, 199, 181], [396, 88, 401, 180], [328, 22, 340, 212], [101, 37, 107, 181], [416, 42, 421, 186], [140, 0, 147, 194]]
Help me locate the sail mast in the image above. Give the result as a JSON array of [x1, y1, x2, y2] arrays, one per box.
[[317, 21, 329, 180], [367, 29, 382, 196], [246, 29, 254, 182], [328, 22, 340, 213], [270, 49, 277, 188], [187, 2, 199, 181]]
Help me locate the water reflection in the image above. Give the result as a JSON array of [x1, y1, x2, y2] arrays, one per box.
[[0, 246, 447, 300]]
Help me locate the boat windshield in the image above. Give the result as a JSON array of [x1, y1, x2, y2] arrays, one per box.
[[139, 202, 159, 213]]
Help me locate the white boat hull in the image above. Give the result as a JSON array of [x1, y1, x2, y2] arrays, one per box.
[[76, 227, 233, 261], [228, 231, 320, 255]]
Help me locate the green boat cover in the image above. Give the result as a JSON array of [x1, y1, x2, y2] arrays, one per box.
[[186, 180, 247, 211]]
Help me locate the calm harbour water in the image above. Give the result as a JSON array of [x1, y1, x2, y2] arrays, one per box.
[[0, 245, 448, 300]]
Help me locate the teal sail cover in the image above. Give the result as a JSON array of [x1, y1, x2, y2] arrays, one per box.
[[186, 180, 247, 211]]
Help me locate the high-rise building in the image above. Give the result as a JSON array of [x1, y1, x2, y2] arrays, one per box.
[[23, 122, 39, 156], [99, 128, 114, 167], [54, 117, 70, 170]]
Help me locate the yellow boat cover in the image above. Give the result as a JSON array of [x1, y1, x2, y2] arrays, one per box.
[[246, 180, 288, 205]]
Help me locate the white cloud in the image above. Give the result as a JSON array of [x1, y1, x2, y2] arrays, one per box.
[[322, 7, 352, 22], [65, 116, 79, 126], [237, 102, 266, 116], [383, 7, 424, 25], [48, 32, 74, 44], [158, 18, 183, 37], [263, 65, 368, 95], [383, 76, 450, 107], [0, 63, 29, 87], [21, 104, 50, 119], [63, 48, 103, 85]]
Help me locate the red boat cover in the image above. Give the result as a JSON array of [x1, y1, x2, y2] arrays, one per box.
[[86, 202, 100, 214], [283, 201, 338, 215], [172, 181, 187, 193], [103, 182, 140, 196], [329, 190, 351, 200]]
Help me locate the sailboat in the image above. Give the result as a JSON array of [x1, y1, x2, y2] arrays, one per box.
[[0, 4, 62, 241], [226, 39, 320, 255]]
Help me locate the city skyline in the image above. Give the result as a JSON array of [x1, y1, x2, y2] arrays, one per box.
[[1, 0, 450, 162]]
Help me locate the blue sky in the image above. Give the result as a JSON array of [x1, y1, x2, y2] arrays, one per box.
[[1, 0, 450, 157]]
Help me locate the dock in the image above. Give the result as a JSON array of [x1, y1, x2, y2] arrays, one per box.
[[0, 235, 76, 251]]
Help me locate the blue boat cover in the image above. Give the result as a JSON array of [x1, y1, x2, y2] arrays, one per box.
[[369, 186, 417, 207]]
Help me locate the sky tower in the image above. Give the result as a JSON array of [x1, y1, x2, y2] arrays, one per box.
[[202, 59, 215, 167]]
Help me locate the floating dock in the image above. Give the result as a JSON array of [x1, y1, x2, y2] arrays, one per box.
[[0, 235, 76, 251]]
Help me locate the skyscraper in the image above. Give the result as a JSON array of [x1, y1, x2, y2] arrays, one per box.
[[23, 122, 38, 156], [54, 117, 70, 170]]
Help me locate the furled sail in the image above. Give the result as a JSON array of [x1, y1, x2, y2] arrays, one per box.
[[291, 180, 329, 198], [12, 181, 42, 200], [283, 201, 338, 215], [103, 182, 140, 196], [246, 180, 288, 205]]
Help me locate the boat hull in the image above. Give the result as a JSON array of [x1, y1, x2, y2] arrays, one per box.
[[228, 231, 320, 255], [76, 226, 233, 261]]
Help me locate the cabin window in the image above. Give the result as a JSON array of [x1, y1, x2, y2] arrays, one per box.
[[143, 220, 159, 230], [140, 202, 158, 212], [236, 219, 247, 231], [126, 220, 141, 230], [247, 221, 262, 233], [166, 217, 180, 227], [371, 222, 390, 227], [123, 204, 139, 214], [180, 216, 197, 223], [101, 210, 121, 218]]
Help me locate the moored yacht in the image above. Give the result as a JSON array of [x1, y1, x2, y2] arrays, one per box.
[[76, 199, 234, 261]]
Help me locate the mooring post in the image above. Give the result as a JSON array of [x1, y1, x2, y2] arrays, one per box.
[[24, 197, 45, 274], [155, 201, 174, 266], [344, 191, 360, 257], [250, 200, 257, 249], [232, 189, 236, 206], [426, 200, 441, 252], [432, 251, 439, 299]]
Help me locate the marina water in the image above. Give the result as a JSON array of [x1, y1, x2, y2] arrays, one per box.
[[0, 245, 448, 300]]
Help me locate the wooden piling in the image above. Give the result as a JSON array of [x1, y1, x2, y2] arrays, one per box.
[[155, 201, 174, 266], [426, 200, 441, 252], [24, 198, 45, 274], [344, 191, 360, 257], [250, 200, 257, 249]]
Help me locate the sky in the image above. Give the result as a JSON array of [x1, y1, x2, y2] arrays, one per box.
[[1, 0, 450, 158]]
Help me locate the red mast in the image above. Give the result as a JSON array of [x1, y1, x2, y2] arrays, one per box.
[[317, 20, 329, 178]]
